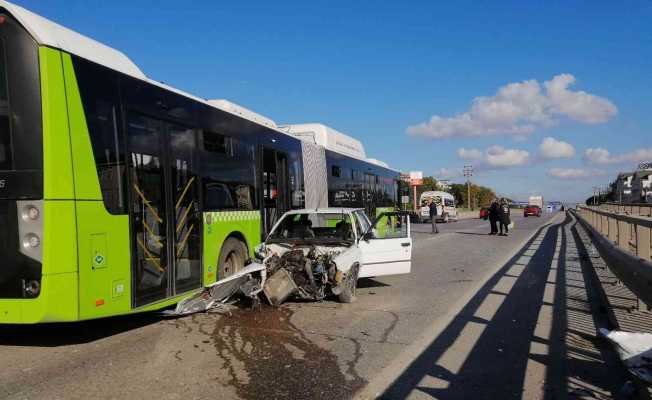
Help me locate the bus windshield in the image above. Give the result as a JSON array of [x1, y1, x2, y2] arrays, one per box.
[[0, 12, 43, 199], [0, 40, 11, 170]]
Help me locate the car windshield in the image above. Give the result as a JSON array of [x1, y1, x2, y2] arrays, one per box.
[[268, 212, 355, 243]]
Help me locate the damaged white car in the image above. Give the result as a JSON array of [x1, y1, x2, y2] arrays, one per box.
[[256, 208, 412, 306]]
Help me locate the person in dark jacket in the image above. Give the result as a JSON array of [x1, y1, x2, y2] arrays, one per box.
[[498, 198, 511, 236], [429, 199, 439, 234], [488, 199, 499, 235]]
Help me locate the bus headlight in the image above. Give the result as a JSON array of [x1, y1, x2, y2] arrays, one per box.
[[22, 205, 40, 221], [23, 233, 40, 249], [17, 200, 43, 262], [23, 280, 41, 298]]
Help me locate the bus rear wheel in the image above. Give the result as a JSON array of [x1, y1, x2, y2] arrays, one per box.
[[217, 238, 247, 280]]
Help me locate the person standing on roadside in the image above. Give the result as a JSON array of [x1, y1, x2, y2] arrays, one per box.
[[498, 198, 511, 236], [488, 198, 499, 235], [429, 199, 439, 234]]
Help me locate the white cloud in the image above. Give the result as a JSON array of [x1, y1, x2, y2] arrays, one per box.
[[406, 73, 617, 139], [486, 146, 531, 168], [583, 147, 652, 165], [457, 148, 483, 160], [539, 137, 575, 159], [456, 145, 531, 170], [548, 168, 605, 180], [434, 167, 463, 180], [545, 74, 617, 124]]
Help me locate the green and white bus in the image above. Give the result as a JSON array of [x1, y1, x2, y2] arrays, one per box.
[[0, 1, 400, 324]]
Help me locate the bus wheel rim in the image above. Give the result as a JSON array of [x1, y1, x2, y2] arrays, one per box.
[[224, 252, 236, 276]]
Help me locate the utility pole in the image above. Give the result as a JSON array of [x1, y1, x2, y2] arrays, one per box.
[[463, 165, 474, 211], [592, 186, 598, 206]]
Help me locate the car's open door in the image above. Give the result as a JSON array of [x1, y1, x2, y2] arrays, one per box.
[[358, 212, 412, 278]]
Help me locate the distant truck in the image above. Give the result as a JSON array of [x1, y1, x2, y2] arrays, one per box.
[[528, 196, 544, 209]]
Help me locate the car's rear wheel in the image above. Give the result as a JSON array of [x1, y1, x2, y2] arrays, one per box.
[[217, 238, 247, 280], [339, 264, 359, 303]]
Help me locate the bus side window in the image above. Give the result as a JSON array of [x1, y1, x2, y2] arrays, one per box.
[[73, 57, 126, 215], [201, 131, 256, 211]]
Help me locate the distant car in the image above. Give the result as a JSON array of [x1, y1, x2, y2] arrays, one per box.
[[479, 207, 490, 220], [524, 205, 542, 217]]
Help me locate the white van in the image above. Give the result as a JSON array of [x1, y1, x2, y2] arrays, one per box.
[[419, 191, 457, 223]]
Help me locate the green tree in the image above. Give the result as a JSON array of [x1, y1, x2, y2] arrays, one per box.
[[416, 176, 439, 200], [448, 183, 496, 209], [449, 184, 466, 206]]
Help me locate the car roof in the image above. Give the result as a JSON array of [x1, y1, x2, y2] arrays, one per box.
[[283, 208, 365, 215], [420, 191, 454, 199]]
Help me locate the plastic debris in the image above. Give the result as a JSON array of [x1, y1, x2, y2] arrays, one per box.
[[162, 263, 266, 316], [599, 328, 652, 383]]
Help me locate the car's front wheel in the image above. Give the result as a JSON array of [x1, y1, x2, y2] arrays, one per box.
[[339, 264, 359, 303]]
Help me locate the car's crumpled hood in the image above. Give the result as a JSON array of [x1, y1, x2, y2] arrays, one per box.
[[264, 243, 359, 273]]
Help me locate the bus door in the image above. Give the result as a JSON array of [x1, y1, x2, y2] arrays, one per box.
[[261, 147, 289, 237], [127, 114, 202, 307], [364, 173, 376, 216]]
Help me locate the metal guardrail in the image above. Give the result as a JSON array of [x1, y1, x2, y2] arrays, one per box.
[[578, 206, 652, 262], [575, 206, 652, 308], [601, 202, 652, 217]]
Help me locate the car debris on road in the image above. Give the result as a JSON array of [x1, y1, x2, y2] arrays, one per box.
[[162, 263, 266, 316]]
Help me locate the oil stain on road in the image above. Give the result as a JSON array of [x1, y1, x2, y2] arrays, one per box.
[[199, 304, 365, 400]]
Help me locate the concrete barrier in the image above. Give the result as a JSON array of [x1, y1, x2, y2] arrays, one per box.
[[574, 209, 652, 309]]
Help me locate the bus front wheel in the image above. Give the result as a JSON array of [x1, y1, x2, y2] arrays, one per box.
[[217, 238, 247, 280]]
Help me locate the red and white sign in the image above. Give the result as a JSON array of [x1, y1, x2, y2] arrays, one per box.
[[409, 171, 423, 186]]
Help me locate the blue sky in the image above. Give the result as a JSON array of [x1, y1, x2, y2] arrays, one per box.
[[15, 0, 652, 202]]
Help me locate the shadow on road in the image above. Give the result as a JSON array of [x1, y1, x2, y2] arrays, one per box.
[[0, 312, 164, 347], [357, 278, 391, 289], [453, 232, 492, 236], [379, 213, 626, 399]]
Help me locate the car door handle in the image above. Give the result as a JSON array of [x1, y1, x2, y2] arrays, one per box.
[[401, 242, 411, 247]]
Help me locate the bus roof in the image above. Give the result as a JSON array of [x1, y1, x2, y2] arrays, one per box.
[[0, 0, 146, 79], [280, 123, 367, 160], [1, 0, 398, 174]]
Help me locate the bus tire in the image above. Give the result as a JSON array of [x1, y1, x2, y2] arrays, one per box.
[[338, 264, 359, 304], [217, 237, 247, 280]]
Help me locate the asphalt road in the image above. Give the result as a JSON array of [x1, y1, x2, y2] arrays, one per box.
[[1, 211, 622, 400]]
